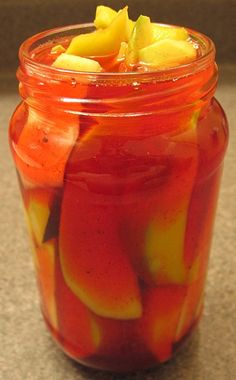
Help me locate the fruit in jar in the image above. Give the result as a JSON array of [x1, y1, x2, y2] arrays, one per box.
[[139, 286, 186, 362], [35, 239, 58, 330], [94, 5, 134, 39], [152, 24, 189, 42], [12, 108, 78, 187], [59, 183, 142, 320], [66, 7, 128, 57], [52, 53, 102, 72], [55, 248, 101, 358], [94, 5, 117, 29], [139, 39, 197, 68], [24, 188, 55, 245], [126, 15, 154, 65], [51, 5, 197, 72]]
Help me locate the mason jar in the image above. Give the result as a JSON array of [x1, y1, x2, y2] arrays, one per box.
[[9, 25, 228, 372]]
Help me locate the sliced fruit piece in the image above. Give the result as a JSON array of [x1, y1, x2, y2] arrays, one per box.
[[52, 53, 102, 72], [152, 24, 189, 42], [59, 183, 142, 319], [12, 108, 78, 187], [120, 112, 199, 286], [24, 188, 55, 245], [36, 239, 58, 330], [145, 207, 199, 285], [94, 5, 117, 29], [175, 251, 208, 342], [139, 286, 187, 362], [184, 147, 223, 268], [175, 280, 205, 342], [139, 39, 197, 68], [126, 15, 153, 65], [51, 44, 66, 54], [145, 119, 199, 285], [126, 19, 135, 40], [66, 7, 128, 57], [94, 5, 134, 40], [176, 169, 223, 341], [55, 249, 101, 358]]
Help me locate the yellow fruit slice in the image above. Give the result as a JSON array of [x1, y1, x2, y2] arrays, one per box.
[[25, 189, 54, 245], [52, 53, 102, 72], [36, 239, 58, 330], [94, 5, 117, 28], [51, 44, 66, 54], [144, 112, 200, 285], [139, 39, 197, 68], [126, 15, 154, 65], [66, 7, 128, 56], [94, 5, 134, 40], [152, 24, 189, 42]]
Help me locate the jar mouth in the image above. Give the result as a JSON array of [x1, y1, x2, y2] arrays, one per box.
[[19, 23, 215, 83]]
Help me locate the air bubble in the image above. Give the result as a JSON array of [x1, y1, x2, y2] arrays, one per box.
[[132, 81, 141, 90], [71, 78, 77, 88]]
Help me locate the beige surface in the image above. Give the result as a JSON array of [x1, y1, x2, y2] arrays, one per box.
[[0, 65, 235, 380]]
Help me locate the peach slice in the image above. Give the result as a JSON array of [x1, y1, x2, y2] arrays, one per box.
[[35, 239, 58, 330], [139, 39, 197, 68], [175, 245, 209, 342], [120, 113, 199, 286], [12, 108, 78, 187], [66, 7, 128, 57], [24, 188, 55, 245], [139, 286, 187, 362], [152, 24, 189, 42], [144, 122, 199, 285], [51, 44, 66, 54], [94, 5, 117, 29], [126, 15, 154, 65], [94, 5, 134, 40], [59, 183, 142, 319], [55, 249, 101, 358], [52, 53, 102, 72]]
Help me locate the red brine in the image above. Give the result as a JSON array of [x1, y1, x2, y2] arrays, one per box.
[[9, 24, 228, 372]]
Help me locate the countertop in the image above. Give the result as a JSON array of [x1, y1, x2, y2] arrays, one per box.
[[0, 65, 235, 380]]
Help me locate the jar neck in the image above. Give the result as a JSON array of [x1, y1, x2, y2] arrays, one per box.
[[17, 24, 217, 117]]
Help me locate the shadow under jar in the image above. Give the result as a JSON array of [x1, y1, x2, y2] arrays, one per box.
[[9, 24, 228, 372]]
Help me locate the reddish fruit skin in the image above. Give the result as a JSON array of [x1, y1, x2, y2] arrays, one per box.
[[139, 286, 187, 362], [55, 244, 100, 359]]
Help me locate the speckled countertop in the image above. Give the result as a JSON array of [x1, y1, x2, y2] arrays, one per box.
[[0, 65, 235, 380]]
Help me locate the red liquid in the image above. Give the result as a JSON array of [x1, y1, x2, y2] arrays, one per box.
[[9, 40, 228, 372]]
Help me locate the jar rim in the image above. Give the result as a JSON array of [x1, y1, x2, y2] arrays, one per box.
[[19, 23, 215, 83]]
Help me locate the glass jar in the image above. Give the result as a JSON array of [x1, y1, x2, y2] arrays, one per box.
[[9, 25, 228, 372]]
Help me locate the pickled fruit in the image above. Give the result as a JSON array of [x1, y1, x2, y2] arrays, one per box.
[[53, 53, 102, 72], [12, 108, 78, 187], [126, 15, 153, 65], [139, 39, 197, 68], [139, 286, 186, 362], [66, 7, 128, 57], [152, 24, 189, 42], [59, 183, 142, 319], [52, 5, 197, 72], [55, 248, 101, 358], [24, 188, 55, 244], [35, 239, 58, 330]]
